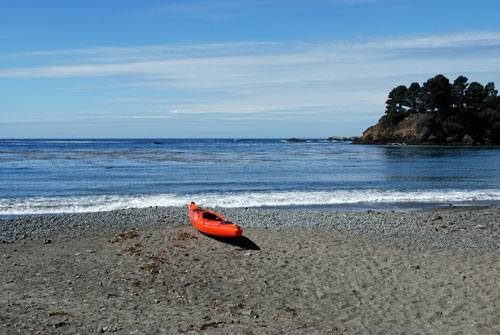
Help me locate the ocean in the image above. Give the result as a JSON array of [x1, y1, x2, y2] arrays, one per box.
[[1, 138, 500, 217]]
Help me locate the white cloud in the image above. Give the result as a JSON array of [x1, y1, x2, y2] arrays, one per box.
[[12, 30, 500, 64], [220, 116, 278, 121], [356, 31, 500, 49], [2, 31, 499, 81], [1, 30, 499, 135], [18, 41, 281, 61]]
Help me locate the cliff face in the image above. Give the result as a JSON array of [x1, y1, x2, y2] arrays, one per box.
[[356, 113, 439, 144], [354, 112, 491, 145], [357, 113, 433, 144]]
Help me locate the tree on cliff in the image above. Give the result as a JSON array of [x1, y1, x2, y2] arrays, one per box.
[[419, 75, 453, 114], [374, 74, 500, 145], [465, 82, 487, 113], [404, 82, 421, 113], [451, 75, 468, 111], [483, 82, 500, 110], [385, 85, 408, 123]]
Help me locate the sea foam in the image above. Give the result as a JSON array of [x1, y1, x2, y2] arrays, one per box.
[[2, 189, 500, 216]]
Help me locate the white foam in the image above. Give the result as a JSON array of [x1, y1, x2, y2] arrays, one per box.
[[1, 189, 500, 215]]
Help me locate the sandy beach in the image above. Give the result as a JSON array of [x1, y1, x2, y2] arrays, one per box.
[[1, 206, 499, 334]]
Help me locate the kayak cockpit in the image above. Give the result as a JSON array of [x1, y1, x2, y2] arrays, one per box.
[[202, 212, 223, 221]]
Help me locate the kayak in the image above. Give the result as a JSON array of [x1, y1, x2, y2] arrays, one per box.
[[189, 202, 243, 238]]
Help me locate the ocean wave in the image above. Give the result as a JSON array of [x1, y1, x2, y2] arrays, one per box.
[[1, 189, 500, 215]]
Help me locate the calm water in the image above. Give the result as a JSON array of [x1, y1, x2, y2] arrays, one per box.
[[1, 139, 500, 216]]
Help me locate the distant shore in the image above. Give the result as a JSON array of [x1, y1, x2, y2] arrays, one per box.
[[1, 206, 499, 334]]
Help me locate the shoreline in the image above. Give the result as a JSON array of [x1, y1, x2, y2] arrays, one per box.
[[1, 205, 499, 250], [3, 198, 500, 219], [1, 206, 499, 334]]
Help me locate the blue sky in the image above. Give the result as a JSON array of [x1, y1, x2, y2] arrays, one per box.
[[1, 0, 500, 138]]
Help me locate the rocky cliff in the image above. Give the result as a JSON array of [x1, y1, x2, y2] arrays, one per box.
[[354, 112, 498, 145], [355, 113, 432, 144], [355, 74, 500, 145]]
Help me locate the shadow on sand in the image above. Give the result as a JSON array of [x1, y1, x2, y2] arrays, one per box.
[[202, 233, 261, 250]]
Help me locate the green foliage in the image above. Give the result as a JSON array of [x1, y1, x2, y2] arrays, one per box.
[[451, 75, 468, 111], [420, 74, 452, 113], [403, 82, 421, 113], [484, 82, 498, 96], [385, 85, 409, 124], [465, 82, 486, 112], [384, 74, 500, 144]]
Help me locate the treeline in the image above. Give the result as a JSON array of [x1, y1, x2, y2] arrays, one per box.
[[384, 74, 500, 144]]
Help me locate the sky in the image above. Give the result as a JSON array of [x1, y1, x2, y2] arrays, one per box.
[[1, 0, 500, 138]]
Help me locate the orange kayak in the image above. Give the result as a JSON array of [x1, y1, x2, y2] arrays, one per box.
[[189, 202, 243, 238]]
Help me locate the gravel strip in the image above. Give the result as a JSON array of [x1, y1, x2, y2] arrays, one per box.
[[1, 205, 499, 250]]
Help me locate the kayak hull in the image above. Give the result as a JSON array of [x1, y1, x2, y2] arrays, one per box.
[[189, 202, 243, 238]]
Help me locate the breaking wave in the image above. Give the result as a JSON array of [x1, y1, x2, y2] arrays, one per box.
[[2, 189, 500, 216]]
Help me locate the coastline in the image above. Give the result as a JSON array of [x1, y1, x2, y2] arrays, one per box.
[[2, 205, 499, 249], [1, 206, 499, 334]]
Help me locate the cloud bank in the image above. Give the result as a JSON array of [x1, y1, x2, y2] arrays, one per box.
[[1, 30, 499, 137]]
